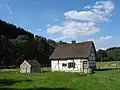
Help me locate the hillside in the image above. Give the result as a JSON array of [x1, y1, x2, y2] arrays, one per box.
[[0, 19, 34, 39], [97, 47, 120, 62], [0, 19, 57, 67]]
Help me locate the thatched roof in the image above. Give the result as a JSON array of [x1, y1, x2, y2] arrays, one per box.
[[49, 41, 96, 60], [26, 60, 40, 66]]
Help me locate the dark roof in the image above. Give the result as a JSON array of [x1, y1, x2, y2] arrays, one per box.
[[26, 60, 40, 66], [49, 41, 96, 60]]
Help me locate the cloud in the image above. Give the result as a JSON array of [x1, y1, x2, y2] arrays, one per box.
[[47, 21, 100, 36], [83, 5, 91, 9], [46, 24, 51, 27], [53, 19, 59, 22], [53, 36, 76, 41], [87, 36, 115, 50], [91, 1, 114, 16], [88, 36, 113, 42], [88, 36, 120, 50], [4, 0, 12, 14], [99, 48, 107, 50], [64, 1, 114, 22], [46, 0, 115, 41], [64, 10, 106, 22]]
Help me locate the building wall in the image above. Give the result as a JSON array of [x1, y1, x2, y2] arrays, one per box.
[[88, 45, 96, 69], [20, 61, 31, 73], [51, 60, 59, 71], [51, 59, 89, 73], [31, 65, 41, 73]]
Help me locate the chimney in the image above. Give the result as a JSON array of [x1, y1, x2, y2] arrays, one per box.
[[72, 40, 76, 44]]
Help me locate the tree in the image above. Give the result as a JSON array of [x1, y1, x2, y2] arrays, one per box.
[[57, 40, 68, 45], [96, 49, 108, 62], [34, 35, 50, 65], [9, 35, 29, 66], [0, 19, 34, 39], [0, 19, 68, 67], [0, 36, 15, 66]]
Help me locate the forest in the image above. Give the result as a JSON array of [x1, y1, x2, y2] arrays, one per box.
[[0, 19, 120, 68]]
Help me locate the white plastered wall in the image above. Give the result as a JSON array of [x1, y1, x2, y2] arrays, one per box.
[[20, 60, 31, 73], [51, 59, 88, 72]]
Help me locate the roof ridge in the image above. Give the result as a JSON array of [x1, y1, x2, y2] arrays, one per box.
[[57, 41, 93, 47]]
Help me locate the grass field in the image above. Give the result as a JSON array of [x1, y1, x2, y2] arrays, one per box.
[[1, 69, 120, 90]]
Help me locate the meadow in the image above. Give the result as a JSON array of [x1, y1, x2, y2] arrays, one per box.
[[1, 68, 120, 90]]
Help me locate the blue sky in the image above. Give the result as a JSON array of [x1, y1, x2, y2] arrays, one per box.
[[0, 0, 120, 50]]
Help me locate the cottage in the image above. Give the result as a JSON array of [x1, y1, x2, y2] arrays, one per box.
[[49, 41, 96, 73], [20, 60, 41, 73]]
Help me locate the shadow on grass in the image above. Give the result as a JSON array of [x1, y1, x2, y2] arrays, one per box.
[[0, 87, 74, 90], [41, 71, 51, 73], [95, 68, 118, 71], [0, 79, 32, 86], [0, 79, 74, 90]]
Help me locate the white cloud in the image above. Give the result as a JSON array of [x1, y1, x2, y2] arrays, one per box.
[[88, 36, 113, 42], [47, 25, 63, 33], [53, 19, 59, 22], [64, 10, 106, 22], [88, 36, 120, 50], [53, 36, 76, 41], [46, 24, 51, 27], [99, 48, 107, 50], [64, 0, 114, 22], [46, 0, 115, 41], [47, 21, 100, 36], [83, 5, 91, 9], [92, 1, 114, 16]]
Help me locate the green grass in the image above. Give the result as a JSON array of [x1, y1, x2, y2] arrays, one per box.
[[1, 69, 120, 90]]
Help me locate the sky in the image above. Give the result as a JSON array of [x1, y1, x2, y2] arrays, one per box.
[[0, 0, 120, 50]]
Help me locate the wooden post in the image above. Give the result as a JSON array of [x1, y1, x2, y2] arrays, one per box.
[[100, 59, 102, 69], [58, 60, 60, 71], [73, 59, 74, 70], [116, 61, 117, 69]]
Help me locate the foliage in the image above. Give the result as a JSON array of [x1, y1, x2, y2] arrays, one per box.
[[0, 19, 34, 39], [96, 47, 120, 62], [0, 19, 57, 67]]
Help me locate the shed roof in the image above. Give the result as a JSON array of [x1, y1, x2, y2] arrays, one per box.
[[26, 60, 40, 66], [49, 41, 96, 60]]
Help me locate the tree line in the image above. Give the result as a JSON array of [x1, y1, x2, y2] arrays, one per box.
[[0, 19, 120, 68], [96, 47, 120, 62], [0, 19, 67, 68]]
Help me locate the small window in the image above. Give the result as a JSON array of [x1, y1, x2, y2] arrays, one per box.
[[68, 62, 75, 68], [62, 63, 67, 67]]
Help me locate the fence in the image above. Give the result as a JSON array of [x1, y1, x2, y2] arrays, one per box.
[[41, 64, 51, 72], [1, 62, 120, 72], [96, 61, 120, 69], [41, 62, 120, 72]]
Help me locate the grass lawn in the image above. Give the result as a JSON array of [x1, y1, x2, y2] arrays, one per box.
[[0, 69, 120, 90]]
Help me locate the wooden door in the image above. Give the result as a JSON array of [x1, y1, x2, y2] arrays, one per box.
[[83, 61, 88, 69]]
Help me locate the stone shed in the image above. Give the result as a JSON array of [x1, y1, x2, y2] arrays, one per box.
[[20, 60, 41, 73]]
